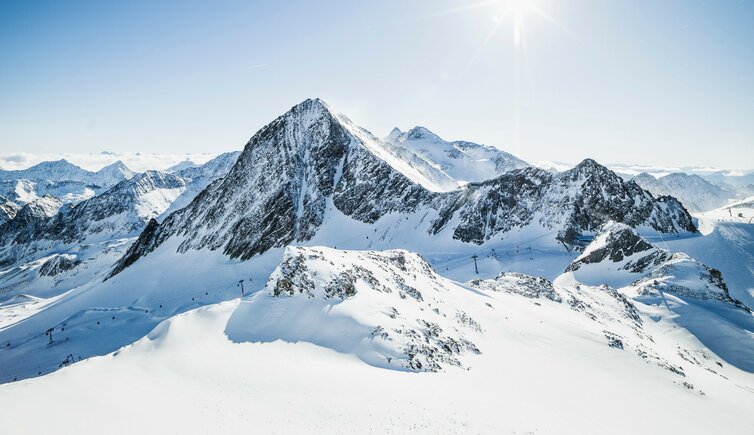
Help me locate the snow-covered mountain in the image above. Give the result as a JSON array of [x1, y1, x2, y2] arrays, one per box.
[[0, 171, 187, 288], [165, 159, 199, 173], [560, 223, 754, 371], [383, 126, 528, 190], [0, 195, 64, 237], [0, 179, 98, 205], [90, 160, 136, 187], [0, 149, 243, 287], [0, 158, 135, 188], [2, 98, 752, 435], [0, 150, 251, 306], [702, 170, 754, 190], [632, 172, 736, 213], [44, 170, 188, 242], [0, 159, 95, 184], [566, 221, 671, 277], [253, 246, 482, 371], [111, 99, 694, 277], [0, 159, 137, 210]]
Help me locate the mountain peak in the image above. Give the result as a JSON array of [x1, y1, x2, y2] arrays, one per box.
[[567, 158, 615, 178], [34, 159, 80, 170], [97, 160, 132, 173], [385, 127, 403, 142], [635, 172, 656, 180], [404, 126, 442, 142], [103, 160, 128, 169], [290, 97, 334, 116], [575, 158, 600, 169]]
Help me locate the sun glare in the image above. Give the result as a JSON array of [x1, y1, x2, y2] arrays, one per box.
[[501, 0, 531, 47], [507, 0, 531, 16]]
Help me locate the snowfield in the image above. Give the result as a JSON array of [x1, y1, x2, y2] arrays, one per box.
[[2, 245, 754, 434]]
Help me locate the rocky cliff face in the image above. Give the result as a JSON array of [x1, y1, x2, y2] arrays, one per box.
[[109, 99, 697, 277], [434, 160, 695, 245], [111, 99, 432, 275]]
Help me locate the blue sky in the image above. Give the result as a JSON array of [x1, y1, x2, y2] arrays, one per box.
[[1, 0, 752, 168]]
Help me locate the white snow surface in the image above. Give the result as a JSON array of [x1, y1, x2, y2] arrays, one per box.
[[1, 245, 753, 434]]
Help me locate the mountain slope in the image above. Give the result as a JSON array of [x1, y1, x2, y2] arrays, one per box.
[[0, 197, 21, 224]]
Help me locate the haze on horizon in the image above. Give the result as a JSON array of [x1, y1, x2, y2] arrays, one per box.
[[1, 0, 752, 170]]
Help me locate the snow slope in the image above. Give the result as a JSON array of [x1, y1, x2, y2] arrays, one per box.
[[383, 126, 528, 190], [1, 246, 753, 434], [559, 224, 754, 373]]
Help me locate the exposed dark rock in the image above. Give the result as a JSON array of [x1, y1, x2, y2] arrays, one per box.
[[566, 222, 671, 273], [38, 255, 81, 277]]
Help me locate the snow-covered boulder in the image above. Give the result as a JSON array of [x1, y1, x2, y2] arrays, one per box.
[[467, 272, 562, 302], [630, 253, 749, 309]]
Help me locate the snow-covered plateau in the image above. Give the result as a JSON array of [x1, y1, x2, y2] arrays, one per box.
[[1, 99, 753, 434]]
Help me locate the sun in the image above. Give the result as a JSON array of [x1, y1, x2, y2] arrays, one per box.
[[507, 0, 532, 16], [500, 0, 533, 47]]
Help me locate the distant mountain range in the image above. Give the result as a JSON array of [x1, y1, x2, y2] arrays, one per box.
[[632, 172, 737, 213]]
